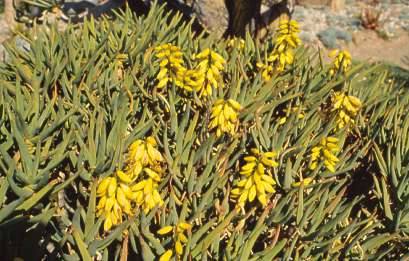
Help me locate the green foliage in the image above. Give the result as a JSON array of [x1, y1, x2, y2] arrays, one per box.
[[1, 3, 409, 260]]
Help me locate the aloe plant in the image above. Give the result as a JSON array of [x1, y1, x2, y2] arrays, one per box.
[[1, 3, 409, 260]]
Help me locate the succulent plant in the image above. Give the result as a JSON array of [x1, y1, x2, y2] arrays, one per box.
[[1, 3, 409, 260]]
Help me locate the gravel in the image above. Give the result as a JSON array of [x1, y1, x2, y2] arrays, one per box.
[[292, 2, 409, 48]]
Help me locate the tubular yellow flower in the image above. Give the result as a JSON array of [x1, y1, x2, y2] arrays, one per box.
[[309, 137, 340, 173], [331, 92, 362, 130], [209, 99, 242, 137], [191, 48, 226, 98], [328, 49, 352, 75], [231, 149, 278, 208], [157, 222, 192, 260], [155, 43, 185, 89], [159, 250, 173, 261]]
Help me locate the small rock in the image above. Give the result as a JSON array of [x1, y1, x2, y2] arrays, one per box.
[[317, 27, 352, 48], [399, 11, 409, 21], [292, 6, 306, 21], [349, 18, 362, 30], [193, 0, 228, 37], [0, 44, 7, 62], [402, 24, 409, 31], [16, 36, 30, 50], [299, 31, 313, 42]]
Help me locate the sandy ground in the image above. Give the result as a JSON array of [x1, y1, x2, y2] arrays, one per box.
[[343, 29, 409, 69]]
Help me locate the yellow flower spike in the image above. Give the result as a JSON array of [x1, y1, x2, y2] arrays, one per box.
[[331, 92, 362, 130], [159, 250, 173, 261], [231, 148, 278, 208], [209, 99, 241, 137], [157, 226, 174, 235], [155, 43, 185, 90], [328, 50, 352, 75], [309, 137, 341, 173], [191, 49, 226, 99]]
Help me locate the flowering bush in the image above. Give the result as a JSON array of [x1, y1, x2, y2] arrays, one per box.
[[1, 4, 409, 260]]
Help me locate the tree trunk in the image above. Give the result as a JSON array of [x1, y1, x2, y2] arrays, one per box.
[[4, 0, 16, 28], [225, 0, 262, 37]]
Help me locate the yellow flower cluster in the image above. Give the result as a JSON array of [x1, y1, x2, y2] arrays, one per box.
[[96, 136, 165, 231], [157, 222, 192, 261], [192, 48, 226, 97], [96, 171, 134, 231], [257, 19, 301, 80], [309, 137, 340, 173], [331, 92, 362, 129], [126, 137, 165, 214], [155, 44, 185, 89], [209, 99, 242, 137], [328, 49, 352, 75], [231, 149, 278, 207], [154, 44, 226, 100]]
